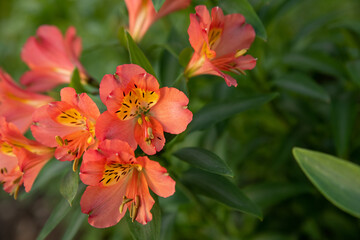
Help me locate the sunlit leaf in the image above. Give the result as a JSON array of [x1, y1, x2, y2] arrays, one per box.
[[181, 168, 262, 219], [293, 148, 360, 218], [36, 199, 71, 240], [174, 147, 233, 177], [188, 93, 278, 132], [126, 195, 161, 240], [274, 72, 330, 103], [60, 168, 79, 206], [220, 0, 267, 40], [118, 27, 157, 77], [69, 68, 86, 93]]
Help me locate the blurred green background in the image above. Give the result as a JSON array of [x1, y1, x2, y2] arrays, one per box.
[[1, 0, 360, 239]]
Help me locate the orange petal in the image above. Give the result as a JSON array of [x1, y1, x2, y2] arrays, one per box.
[[95, 111, 137, 150], [81, 184, 127, 228], [150, 87, 192, 134], [140, 156, 176, 198]]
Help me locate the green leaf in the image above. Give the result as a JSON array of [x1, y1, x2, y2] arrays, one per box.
[[293, 147, 360, 218], [331, 95, 357, 158], [274, 73, 330, 103], [181, 168, 262, 219], [174, 147, 233, 177], [188, 93, 278, 132], [126, 195, 161, 240], [60, 168, 79, 206], [69, 68, 86, 93], [61, 209, 86, 240], [178, 47, 193, 68], [88, 93, 107, 113], [37, 199, 71, 240], [220, 1, 267, 41], [118, 27, 157, 77], [152, 0, 165, 12]]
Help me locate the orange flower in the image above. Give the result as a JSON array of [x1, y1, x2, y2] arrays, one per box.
[[185, 6, 257, 87], [96, 64, 192, 155], [80, 139, 175, 227], [31, 87, 99, 170], [125, 0, 191, 42], [0, 68, 53, 133], [0, 117, 54, 199], [21, 25, 89, 92]]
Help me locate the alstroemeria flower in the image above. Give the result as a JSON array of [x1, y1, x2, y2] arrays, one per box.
[[185, 6, 257, 87], [21, 25, 89, 92], [96, 64, 192, 155], [31, 87, 99, 170], [125, 0, 191, 42], [0, 68, 53, 133], [0, 117, 54, 199], [80, 139, 175, 227]]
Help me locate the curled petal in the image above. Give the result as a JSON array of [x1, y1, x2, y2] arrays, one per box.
[[134, 116, 165, 155], [150, 87, 192, 134], [139, 156, 176, 198], [125, 171, 154, 224]]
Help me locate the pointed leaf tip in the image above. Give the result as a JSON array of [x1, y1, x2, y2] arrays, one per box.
[[174, 147, 233, 177], [293, 147, 360, 218]]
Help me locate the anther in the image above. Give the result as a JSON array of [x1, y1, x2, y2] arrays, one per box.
[[55, 136, 64, 146], [87, 136, 93, 144], [73, 158, 80, 172], [235, 48, 248, 58], [144, 116, 150, 122], [147, 128, 154, 139], [137, 117, 143, 125], [131, 195, 140, 222]]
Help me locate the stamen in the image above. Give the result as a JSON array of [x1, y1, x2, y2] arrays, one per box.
[[119, 196, 133, 214]]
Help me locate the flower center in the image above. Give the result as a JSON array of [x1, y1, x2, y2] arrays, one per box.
[[208, 28, 222, 49], [100, 162, 142, 186], [115, 86, 159, 121], [57, 108, 87, 127], [201, 28, 222, 60]]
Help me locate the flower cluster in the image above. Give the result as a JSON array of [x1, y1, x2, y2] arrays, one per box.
[[0, 2, 256, 228]]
